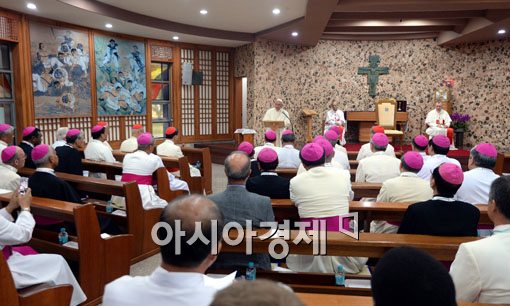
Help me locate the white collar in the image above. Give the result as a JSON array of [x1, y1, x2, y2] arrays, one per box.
[[493, 224, 510, 234], [0, 163, 17, 173], [90, 139, 102, 144], [261, 172, 278, 176], [283, 144, 294, 149], [432, 195, 455, 202], [22, 140, 34, 148], [150, 267, 205, 288], [36, 167, 55, 175], [400, 172, 418, 178], [470, 167, 496, 174], [264, 143, 275, 147], [166, 139, 175, 145], [372, 151, 386, 156]]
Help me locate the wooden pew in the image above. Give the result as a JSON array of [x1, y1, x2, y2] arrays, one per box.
[[182, 146, 213, 195], [0, 194, 132, 306], [495, 152, 510, 175], [1, 253, 73, 306], [271, 199, 490, 229], [17, 168, 161, 263], [297, 293, 500, 306], [112, 150, 204, 194]]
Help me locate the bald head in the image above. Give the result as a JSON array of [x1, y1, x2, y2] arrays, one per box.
[[224, 151, 251, 184], [159, 195, 224, 269]]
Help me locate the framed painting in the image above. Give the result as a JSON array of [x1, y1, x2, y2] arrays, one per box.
[[94, 35, 146, 116], [30, 22, 92, 117]]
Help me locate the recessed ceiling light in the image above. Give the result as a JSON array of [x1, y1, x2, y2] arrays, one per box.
[[200, 9, 208, 15], [291, 31, 299, 37], [272, 8, 281, 15], [498, 29, 506, 35], [105, 23, 113, 29], [26, 2, 37, 10], [172, 36, 179, 40]]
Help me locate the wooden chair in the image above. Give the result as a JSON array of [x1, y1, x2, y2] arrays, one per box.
[[375, 98, 404, 152], [0, 253, 73, 306]]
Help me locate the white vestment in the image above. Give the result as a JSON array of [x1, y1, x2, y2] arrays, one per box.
[[156, 140, 201, 177], [275, 145, 300, 168], [450, 224, 510, 304], [425, 109, 452, 136], [0, 208, 86, 306], [52, 140, 66, 149], [417, 154, 461, 181], [84, 139, 117, 178], [324, 109, 346, 145], [119, 136, 138, 153], [262, 108, 291, 146], [455, 167, 499, 205], [356, 143, 395, 161], [0, 164, 20, 191], [253, 142, 276, 159], [0, 140, 7, 164], [355, 152, 401, 183], [103, 267, 233, 306], [332, 150, 350, 170]]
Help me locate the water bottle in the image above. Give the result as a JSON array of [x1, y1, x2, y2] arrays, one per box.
[[58, 228, 69, 245], [106, 200, 113, 213], [245, 262, 256, 281], [335, 264, 345, 286]]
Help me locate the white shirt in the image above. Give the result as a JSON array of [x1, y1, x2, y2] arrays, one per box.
[[356, 152, 401, 183], [103, 267, 230, 306], [0, 164, 21, 191], [290, 166, 352, 218], [52, 140, 66, 149], [276, 144, 300, 168], [332, 150, 350, 170], [84, 139, 116, 163], [450, 224, 510, 304], [253, 143, 275, 159], [119, 137, 138, 153], [417, 154, 461, 181], [157, 139, 184, 158], [456, 167, 499, 205], [324, 109, 345, 131], [356, 143, 395, 161]]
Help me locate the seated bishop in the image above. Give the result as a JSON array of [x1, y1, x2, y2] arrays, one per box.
[[425, 102, 454, 146], [237, 141, 260, 178], [275, 129, 300, 168], [253, 130, 277, 159], [156, 127, 201, 177], [0, 146, 25, 191], [411, 134, 430, 162], [324, 129, 349, 170], [19, 126, 43, 169], [119, 124, 144, 153], [355, 133, 401, 183], [55, 129, 85, 176], [0, 124, 15, 159], [246, 147, 290, 199], [356, 126, 395, 160], [417, 135, 460, 181]]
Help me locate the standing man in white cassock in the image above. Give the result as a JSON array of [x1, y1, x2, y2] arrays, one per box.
[[262, 98, 290, 147], [324, 101, 346, 145], [425, 102, 454, 146]]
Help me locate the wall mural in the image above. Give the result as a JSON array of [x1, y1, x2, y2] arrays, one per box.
[[94, 35, 146, 115], [30, 22, 92, 117]]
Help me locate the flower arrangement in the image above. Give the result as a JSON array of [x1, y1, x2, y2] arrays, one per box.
[[451, 112, 470, 131]]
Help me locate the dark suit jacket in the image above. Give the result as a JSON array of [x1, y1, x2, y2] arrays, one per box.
[[246, 173, 290, 199], [398, 198, 480, 236], [19, 142, 35, 169], [29, 171, 81, 204], [208, 185, 275, 270], [55, 145, 84, 176], [249, 160, 261, 177]]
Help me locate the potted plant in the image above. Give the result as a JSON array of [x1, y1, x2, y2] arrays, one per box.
[[451, 113, 470, 149]]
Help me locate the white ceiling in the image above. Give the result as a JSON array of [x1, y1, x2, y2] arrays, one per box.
[[0, 0, 307, 46]]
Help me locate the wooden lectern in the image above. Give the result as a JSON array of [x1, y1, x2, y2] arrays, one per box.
[[302, 108, 318, 142], [263, 120, 285, 146]]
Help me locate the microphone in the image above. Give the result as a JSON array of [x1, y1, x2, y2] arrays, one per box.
[[282, 110, 293, 131]]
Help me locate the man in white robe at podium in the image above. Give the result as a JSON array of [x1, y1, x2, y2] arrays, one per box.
[[425, 102, 454, 146], [262, 98, 290, 146], [324, 101, 346, 145]]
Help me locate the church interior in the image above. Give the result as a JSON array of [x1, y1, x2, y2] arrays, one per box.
[[1, 1, 510, 305]]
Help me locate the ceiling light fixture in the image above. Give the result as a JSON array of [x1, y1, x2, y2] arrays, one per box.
[[498, 29, 506, 34], [105, 23, 113, 29], [172, 36, 179, 40], [200, 9, 208, 15], [272, 8, 281, 15], [26, 2, 37, 10], [291, 31, 299, 37]]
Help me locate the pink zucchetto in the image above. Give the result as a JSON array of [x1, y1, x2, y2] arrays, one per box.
[[324, 129, 339, 142], [238, 141, 254, 155], [432, 135, 450, 148], [257, 147, 278, 163], [314, 137, 334, 157], [0, 123, 12, 133], [329, 126, 341, 135], [66, 129, 81, 137], [474, 143, 497, 158], [137, 133, 153, 145], [282, 129, 294, 136], [264, 130, 277, 141], [413, 135, 429, 148], [22, 126, 36, 137], [32, 144, 50, 161], [300, 143, 325, 163], [313, 135, 325, 142], [438, 163, 464, 185], [371, 133, 389, 147], [402, 151, 424, 171], [91, 125, 104, 133], [1, 146, 17, 163]]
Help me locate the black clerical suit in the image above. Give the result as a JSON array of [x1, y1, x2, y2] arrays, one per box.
[[246, 172, 290, 199], [19, 141, 36, 169], [55, 145, 84, 176], [249, 159, 261, 178], [29, 169, 81, 203], [398, 196, 480, 236]]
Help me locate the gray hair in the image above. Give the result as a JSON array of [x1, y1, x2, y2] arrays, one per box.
[[224, 151, 251, 180], [471, 148, 496, 169], [33, 146, 55, 167], [371, 141, 387, 152], [0, 125, 14, 138], [55, 127, 69, 141]]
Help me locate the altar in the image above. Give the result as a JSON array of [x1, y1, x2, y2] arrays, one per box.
[[346, 111, 408, 142]]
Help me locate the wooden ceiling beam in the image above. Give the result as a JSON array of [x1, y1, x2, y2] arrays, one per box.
[[324, 25, 456, 33], [330, 10, 485, 20], [321, 32, 439, 40]]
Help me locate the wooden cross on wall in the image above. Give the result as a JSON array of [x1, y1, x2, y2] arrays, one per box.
[[358, 55, 389, 98]]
